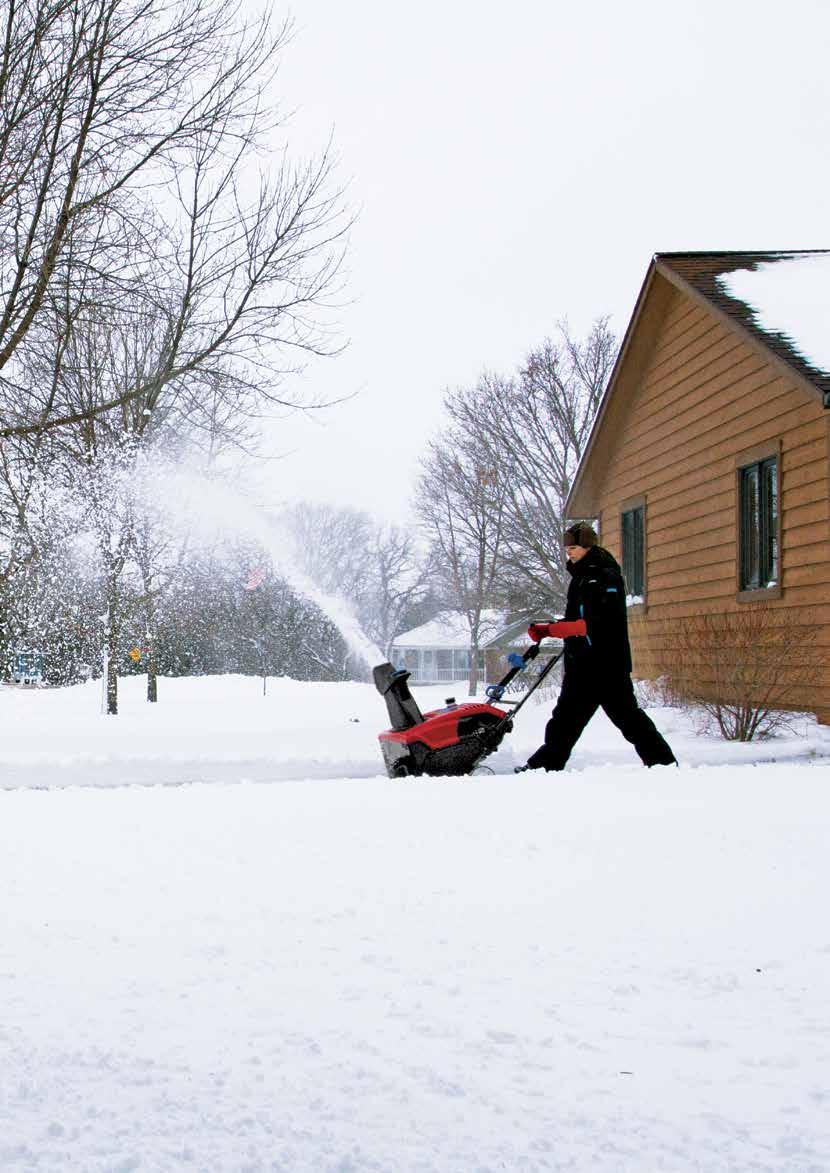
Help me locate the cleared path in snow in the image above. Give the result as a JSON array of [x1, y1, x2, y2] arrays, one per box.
[[1, 767, 829, 1171]]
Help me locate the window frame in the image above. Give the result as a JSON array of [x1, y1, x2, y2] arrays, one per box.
[[620, 495, 647, 611], [735, 439, 782, 602]]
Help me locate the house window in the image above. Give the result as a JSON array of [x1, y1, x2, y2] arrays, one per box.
[[739, 456, 778, 590], [621, 505, 645, 599]]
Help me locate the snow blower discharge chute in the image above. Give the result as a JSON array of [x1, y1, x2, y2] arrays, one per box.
[[373, 619, 586, 778]]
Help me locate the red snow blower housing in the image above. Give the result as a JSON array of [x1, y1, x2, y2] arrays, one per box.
[[373, 619, 586, 778]]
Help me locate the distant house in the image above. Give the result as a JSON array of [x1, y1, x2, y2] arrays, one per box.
[[566, 250, 830, 724], [391, 611, 528, 685]]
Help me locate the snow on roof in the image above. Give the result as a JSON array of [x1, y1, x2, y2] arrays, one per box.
[[715, 252, 830, 376], [393, 610, 507, 649]]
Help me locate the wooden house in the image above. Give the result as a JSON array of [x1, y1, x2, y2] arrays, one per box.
[[566, 251, 830, 724]]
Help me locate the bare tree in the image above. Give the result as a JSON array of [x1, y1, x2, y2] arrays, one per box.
[[0, 0, 349, 440], [0, 0, 268, 369], [0, 0, 352, 707], [444, 318, 616, 610], [361, 524, 434, 659], [415, 430, 507, 695]]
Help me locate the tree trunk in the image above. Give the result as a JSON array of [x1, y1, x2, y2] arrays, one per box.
[[144, 605, 158, 702], [468, 639, 480, 696], [146, 639, 158, 702], [105, 581, 119, 715]]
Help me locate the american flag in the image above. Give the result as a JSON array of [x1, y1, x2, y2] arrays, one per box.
[[243, 566, 265, 591]]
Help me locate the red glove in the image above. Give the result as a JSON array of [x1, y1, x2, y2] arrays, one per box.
[[527, 619, 587, 642]]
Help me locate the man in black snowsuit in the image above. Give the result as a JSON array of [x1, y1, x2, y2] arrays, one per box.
[[519, 522, 676, 772]]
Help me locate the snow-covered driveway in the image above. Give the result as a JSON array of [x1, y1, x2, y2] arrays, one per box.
[[2, 750, 830, 1171]]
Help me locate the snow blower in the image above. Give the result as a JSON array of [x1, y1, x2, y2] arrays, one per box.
[[373, 619, 587, 778]]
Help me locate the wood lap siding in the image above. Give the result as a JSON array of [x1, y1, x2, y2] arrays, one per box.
[[593, 279, 830, 721]]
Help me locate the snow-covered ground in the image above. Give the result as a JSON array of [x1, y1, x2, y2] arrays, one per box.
[[2, 675, 830, 1171]]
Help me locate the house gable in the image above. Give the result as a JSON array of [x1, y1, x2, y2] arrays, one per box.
[[657, 252, 830, 409], [565, 250, 830, 720], [568, 252, 830, 519]]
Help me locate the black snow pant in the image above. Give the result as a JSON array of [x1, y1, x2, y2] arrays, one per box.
[[526, 669, 676, 771]]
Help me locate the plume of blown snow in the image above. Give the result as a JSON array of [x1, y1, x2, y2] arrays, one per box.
[[146, 464, 383, 669]]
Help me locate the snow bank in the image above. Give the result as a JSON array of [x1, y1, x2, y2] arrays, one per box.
[[2, 674, 828, 789], [0, 675, 385, 788]]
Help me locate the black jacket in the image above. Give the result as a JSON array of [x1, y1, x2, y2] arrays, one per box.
[[562, 545, 632, 675]]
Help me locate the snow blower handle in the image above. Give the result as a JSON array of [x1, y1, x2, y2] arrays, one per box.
[[527, 619, 587, 642], [485, 642, 541, 701]]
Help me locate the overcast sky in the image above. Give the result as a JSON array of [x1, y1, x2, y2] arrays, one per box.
[[254, 0, 830, 521]]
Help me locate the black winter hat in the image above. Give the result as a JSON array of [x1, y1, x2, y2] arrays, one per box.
[[563, 521, 598, 547]]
